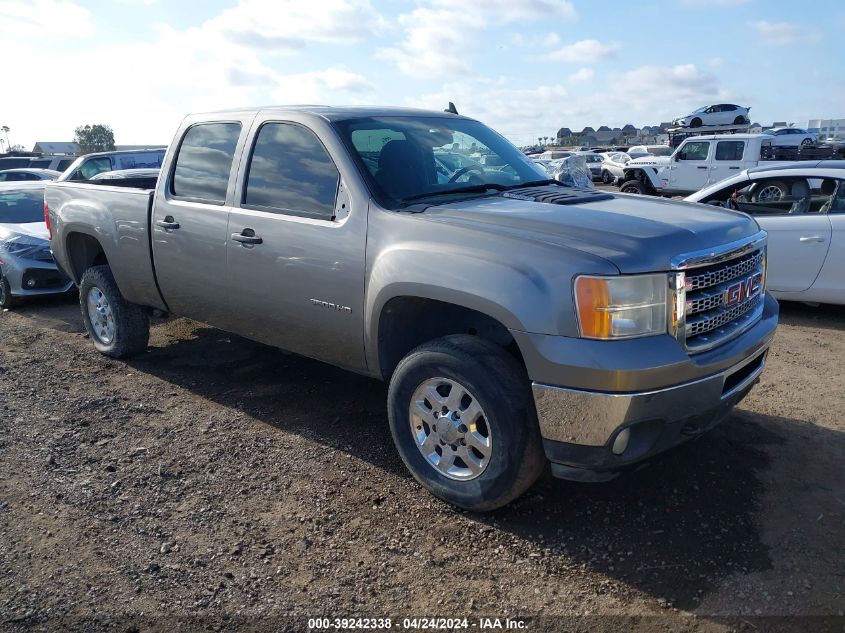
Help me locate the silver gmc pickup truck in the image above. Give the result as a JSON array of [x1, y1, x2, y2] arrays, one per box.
[[45, 106, 778, 511]]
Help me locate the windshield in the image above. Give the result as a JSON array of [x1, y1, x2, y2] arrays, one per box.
[[333, 116, 548, 207], [0, 190, 44, 223], [692, 106, 709, 114], [648, 146, 674, 156]]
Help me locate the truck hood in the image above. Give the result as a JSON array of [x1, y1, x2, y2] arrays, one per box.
[[418, 191, 760, 273]]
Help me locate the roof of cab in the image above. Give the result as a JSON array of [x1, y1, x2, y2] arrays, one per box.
[[747, 160, 845, 175], [189, 105, 474, 122], [686, 133, 775, 141]]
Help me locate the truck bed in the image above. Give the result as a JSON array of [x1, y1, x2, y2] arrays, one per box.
[[45, 180, 167, 311]]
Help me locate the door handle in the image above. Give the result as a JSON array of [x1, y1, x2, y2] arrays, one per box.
[[799, 235, 826, 243], [729, 166, 740, 170], [231, 229, 263, 245], [155, 216, 180, 230], [697, 166, 708, 169]]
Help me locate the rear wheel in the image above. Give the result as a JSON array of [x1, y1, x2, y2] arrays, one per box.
[[734, 116, 748, 125], [79, 265, 149, 358], [387, 335, 545, 511], [0, 275, 21, 309], [801, 137, 813, 147], [619, 179, 647, 195], [601, 170, 614, 184]]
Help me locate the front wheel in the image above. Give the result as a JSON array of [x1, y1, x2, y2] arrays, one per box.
[[0, 275, 21, 309], [619, 179, 647, 194], [80, 265, 149, 358], [801, 137, 813, 147], [690, 117, 702, 128], [387, 335, 545, 511]]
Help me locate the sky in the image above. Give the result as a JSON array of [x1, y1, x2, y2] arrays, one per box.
[[1, 0, 844, 150]]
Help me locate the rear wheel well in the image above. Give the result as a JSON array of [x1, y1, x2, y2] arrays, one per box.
[[66, 233, 108, 282], [377, 297, 524, 381]]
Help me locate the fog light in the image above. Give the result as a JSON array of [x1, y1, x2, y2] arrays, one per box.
[[26, 279, 36, 288], [612, 428, 631, 455]]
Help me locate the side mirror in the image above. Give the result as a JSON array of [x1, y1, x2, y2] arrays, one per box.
[[673, 153, 681, 162]]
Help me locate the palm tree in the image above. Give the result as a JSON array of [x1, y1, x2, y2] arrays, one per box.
[[1, 126, 9, 151]]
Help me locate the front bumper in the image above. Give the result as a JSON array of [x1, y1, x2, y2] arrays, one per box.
[[518, 293, 778, 478], [0, 257, 74, 297]]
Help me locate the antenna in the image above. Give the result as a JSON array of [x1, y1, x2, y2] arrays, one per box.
[[444, 102, 459, 115]]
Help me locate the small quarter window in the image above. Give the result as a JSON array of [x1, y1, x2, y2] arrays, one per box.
[[172, 122, 241, 204]]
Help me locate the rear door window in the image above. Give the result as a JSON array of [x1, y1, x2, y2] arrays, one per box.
[[172, 123, 241, 204], [715, 141, 745, 161], [243, 122, 339, 220]]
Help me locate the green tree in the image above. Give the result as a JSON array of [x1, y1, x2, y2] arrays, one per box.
[[74, 124, 116, 153]]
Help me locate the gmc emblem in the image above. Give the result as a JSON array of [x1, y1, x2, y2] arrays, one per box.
[[724, 272, 762, 306]]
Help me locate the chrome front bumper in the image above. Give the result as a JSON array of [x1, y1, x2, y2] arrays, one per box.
[[532, 346, 768, 449]]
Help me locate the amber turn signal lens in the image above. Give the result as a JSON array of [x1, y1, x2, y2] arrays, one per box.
[[575, 276, 612, 338]]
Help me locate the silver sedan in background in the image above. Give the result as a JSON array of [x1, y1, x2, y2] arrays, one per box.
[[0, 182, 73, 308]]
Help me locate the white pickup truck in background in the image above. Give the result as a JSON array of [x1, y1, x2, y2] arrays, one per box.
[[618, 134, 778, 195]]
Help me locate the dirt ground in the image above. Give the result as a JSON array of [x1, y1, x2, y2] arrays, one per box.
[[1, 295, 843, 633]]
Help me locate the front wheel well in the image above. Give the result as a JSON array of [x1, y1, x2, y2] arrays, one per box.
[[66, 232, 108, 283], [377, 297, 524, 381]]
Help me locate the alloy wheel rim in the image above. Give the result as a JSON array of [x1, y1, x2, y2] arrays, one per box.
[[409, 377, 492, 481], [757, 185, 784, 202], [86, 287, 116, 344]]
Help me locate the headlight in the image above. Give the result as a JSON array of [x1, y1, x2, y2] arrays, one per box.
[[0, 236, 47, 259], [574, 274, 668, 339]]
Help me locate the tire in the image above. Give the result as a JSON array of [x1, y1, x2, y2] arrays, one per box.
[[690, 117, 702, 128], [801, 137, 813, 147], [0, 274, 21, 309], [751, 180, 788, 203], [387, 334, 545, 512], [601, 170, 614, 184], [734, 116, 748, 125], [79, 265, 149, 358], [619, 179, 647, 195]]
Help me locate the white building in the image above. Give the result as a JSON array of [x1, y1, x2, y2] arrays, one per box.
[[807, 118, 845, 138]]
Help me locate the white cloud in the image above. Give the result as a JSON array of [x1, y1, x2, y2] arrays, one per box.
[[210, 0, 386, 50], [752, 20, 818, 45], [568, 67, 594, 81], [377, 7, 477, 76], [416, 78, 569, 141], [0, 0, 92, 37], [470, 0, 575, 21], [547, 39, 620, 63], [381, 0, 576, 77], [709, 56, 723, 68], [271, 68, 375, 103], [0, 0, 382, 148], [679, 0, 750, 5], [412, 64, 730, 145], [542, 32, 561, 47]]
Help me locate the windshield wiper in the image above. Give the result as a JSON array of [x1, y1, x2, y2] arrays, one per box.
[[400, 183, 508, 203]]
